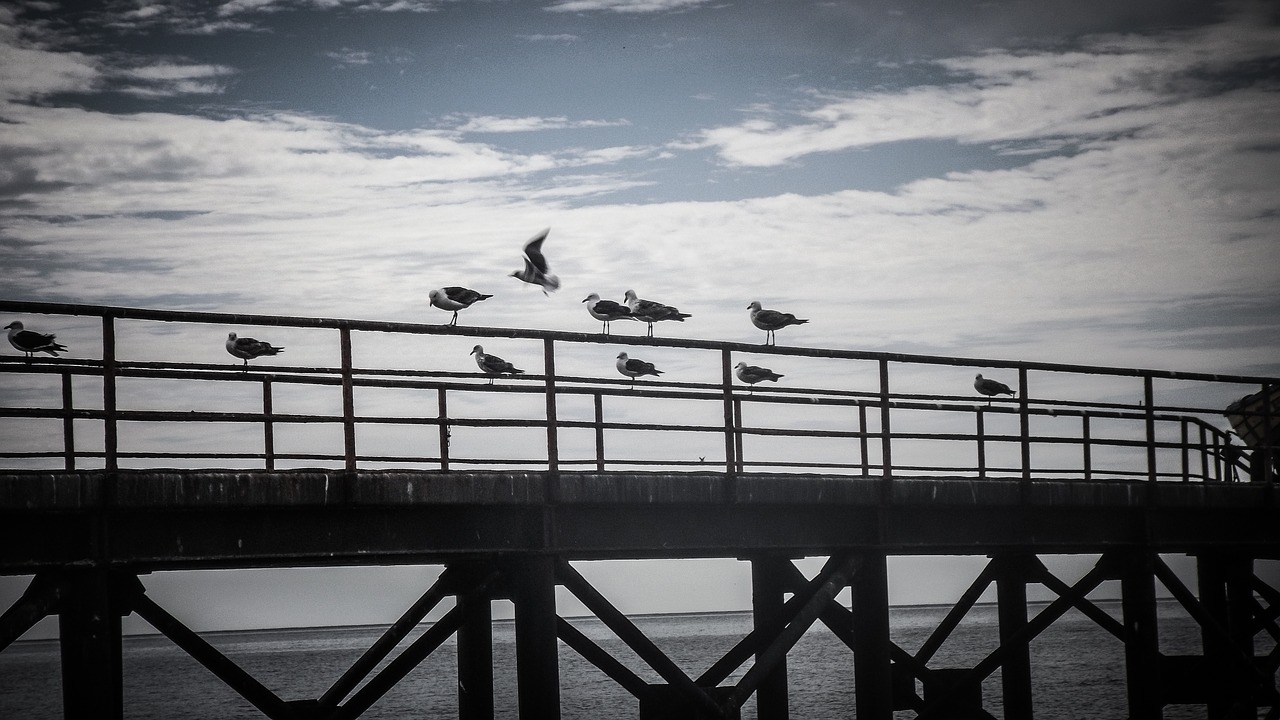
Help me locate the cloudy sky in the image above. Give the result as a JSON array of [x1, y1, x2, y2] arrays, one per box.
[[2, 0, 1279, 635]]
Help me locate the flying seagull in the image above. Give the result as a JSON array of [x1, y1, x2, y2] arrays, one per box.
[[615, 352, 662, 387], [471, 345, 523, 384], [430, 286, 492, 326], [582, 293, 634, 334], [623, 289, 691, 338], [734, 362, 783, 394], [5, 321, 68, 359], [226, 332, 284, 366], [974, 374, 1016, 405], [510, 227, 560, 294], [748, 301, 808, 346]]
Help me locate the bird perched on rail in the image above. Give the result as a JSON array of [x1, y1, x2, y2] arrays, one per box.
[[734, 362, 783, 394], [5, 321, 68, 359], [616, 352, 662, 387], [226, 332, 284, 367], [748, 301, 808, 346], [429, 286, 492, 326], [974, 374, 1016, 405], [582, 293, 634, 334], [510, 227, 560, 294], [470, 345, 523, 384], [623, 289, 690, 338]]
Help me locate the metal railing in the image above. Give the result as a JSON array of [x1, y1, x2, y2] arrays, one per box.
[[1, 300, 1275, 484]]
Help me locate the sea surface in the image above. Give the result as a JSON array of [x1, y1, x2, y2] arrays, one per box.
[[0, 600, 1252, 719]]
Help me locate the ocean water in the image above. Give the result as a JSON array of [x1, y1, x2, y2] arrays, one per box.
[[0, 601, 1255, 719]]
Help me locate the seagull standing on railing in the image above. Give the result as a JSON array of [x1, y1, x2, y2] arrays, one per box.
[[734, 362, 783, 394], [623, 289, 690, 337], [430, 287, 492, 326], [226, 332, 284, 367], [582, 293, 634, 334], [616, 352, 662, 387], [510, 227, 560, 294], [748, 301, 808, 346], [471, 345, 524, 384], [974, 374, 1016, 405], [5, 321, 68, 359]]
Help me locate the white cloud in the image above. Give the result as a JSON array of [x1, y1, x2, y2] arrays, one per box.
[[453, 115, 631, 133], [687, 9, 1280, 168], [545, 0, 714, 13]]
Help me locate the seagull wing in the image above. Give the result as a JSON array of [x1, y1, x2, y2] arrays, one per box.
[[522, 228, 552, 273]]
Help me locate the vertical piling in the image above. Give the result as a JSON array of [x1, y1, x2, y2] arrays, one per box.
[[510, 555, 561, 719], [996, 556, 1034, 720], [853, 552, 892, 720], [59, 567, 124, 720], [751, 556, 791, 720], [1121, 552, 1162, 720], [458, 588, 495, 720]]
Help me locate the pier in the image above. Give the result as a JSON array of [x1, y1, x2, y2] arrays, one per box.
[[2, 300, 1278, 719]]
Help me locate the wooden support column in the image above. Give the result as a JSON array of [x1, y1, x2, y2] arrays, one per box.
[[59, 567, 125, 720], [996, 555, 1034, 720], [510, 555, 561, 719], [458, 585, 495, 720], [1121, 552, 1163, 720], [853, 551, 892, 720], [751, 556, 791, 720], [1197, 553, 1257, 720]]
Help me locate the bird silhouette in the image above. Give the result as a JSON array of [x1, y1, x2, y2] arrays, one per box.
[[510, 227, 560, 294], [748, 301, 808, 345], [5, 321, 68, 359], [430, 287, 492, 326], [226, 332, 284, 367]]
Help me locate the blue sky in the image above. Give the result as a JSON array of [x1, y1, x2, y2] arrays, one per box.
[[2, 0, 1279, 634]]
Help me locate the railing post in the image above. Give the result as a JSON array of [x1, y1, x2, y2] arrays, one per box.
[[734, 399, 745, 473], [593, 392, 605, 472], [858, 402, 869, 476], [544, 339, 559, 475], [1180, 420, 1189, 482], [1262, 383, 1274, 484], [722, 349, 737, 474], [878, 359, 892, 482], [262, 378, 275, 471], [1083, 414, 1093, 481], [102, 314, 117, 472], [1018, 367, 1030, 485], [438, 388, 451, 472], [1143, 375, 1156, 485], [339, 325, 356, 473], [62, 372, 76, 471], [976, 408, 986, 480], [1199, 425, 1209, 483]]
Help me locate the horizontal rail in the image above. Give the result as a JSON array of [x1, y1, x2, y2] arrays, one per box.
[[1, 300, 1274, 483]]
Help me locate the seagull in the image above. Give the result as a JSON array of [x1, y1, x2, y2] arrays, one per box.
[[5, 321, 68, 359], [623, 289, 691, 338], [748, 301, 808, 346], [510, 227, 560, 294], [470, 345, 523, 384], [582, 293, 634, 334], [974, 374, 1016, 405], [226, 332, 284, 366], [615, 352, 662, 387], [734, 362, 783, 394], [429, 287, 492, 326]]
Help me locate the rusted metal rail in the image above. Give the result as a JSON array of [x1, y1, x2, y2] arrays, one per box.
[[0, 300, 1274, 482]]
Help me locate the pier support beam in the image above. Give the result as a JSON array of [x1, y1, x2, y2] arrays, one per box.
[[996, 555, 1034, 720], [751, 556, 791, 720], [59, 566, 125, 720], [509, 555, 561, 720], [458, 584, 495, 720], [852, 551, 892, 720], [1122, 552, 1162, 720], [1197, 553, 1257, 720]]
